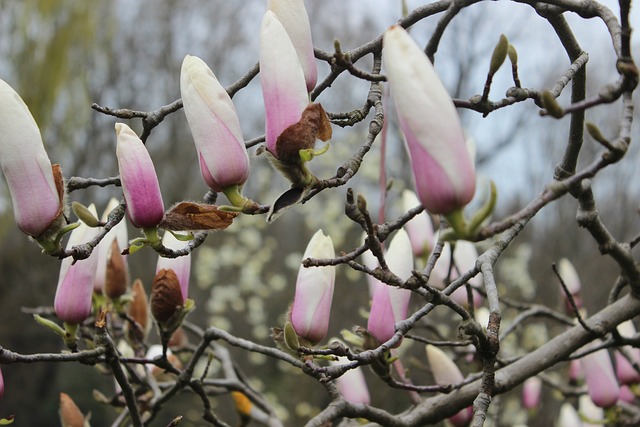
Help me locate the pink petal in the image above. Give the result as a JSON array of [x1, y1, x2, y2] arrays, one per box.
[[259, 11, 309, 155], [115, 123, 164, 229], [383, 26, 475, 214], [290, 230, 335, 344], [180, 55, 250, 191], [268, 0, 317, 91], [0, 79, 61, 236]]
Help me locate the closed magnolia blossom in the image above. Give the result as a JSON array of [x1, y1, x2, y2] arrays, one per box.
[[557, 403, 583, 427], [0, 78, 63, 237], [115, 123, 164, 229], [431, 240, 483, 308], [330, 357, 370, 404], [425, 345, 473, 426], [361, 233, 383, 298], [260, 10, 309, 156], [383, 26, 475, 215], [0, 366, 4, 400], [94, 197, 129, 296], [402, 189, 435, 258], [578, 395, 604, 427], [367, 229, 413, 345], [290, 229, 335, 345], [614, 320, 640, 385], [180, 55, 250, 193], [522, 376, 542, 410], [558, 257, 583, 311], [580, 343, 620, 408], [267, 0, 316, 91], [156, 232, 191, 302], [54, 204, 100, 324]]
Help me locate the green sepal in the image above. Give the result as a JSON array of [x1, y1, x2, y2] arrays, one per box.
[[169, 231, 194, 242], [299, 143, 330, 163], [467, 180, 497, 236], [72, 202, 101, 227], [284, 321, 300, 351], [37, 222, 81, 254], [340, 329, 365, 348], [443, 208, 467, 240], [33, 314, 67, 338]]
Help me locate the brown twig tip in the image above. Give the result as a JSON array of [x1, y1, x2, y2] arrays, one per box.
[[95, 308, 107, 328]]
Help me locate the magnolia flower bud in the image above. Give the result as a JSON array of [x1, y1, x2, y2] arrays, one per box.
[[402, 189, 434, 258], [59, 393, 88, 427], [578, 394, 603, 427], [0, 367, 4, 400], [145, 345, 183, 382], [619, 384, 635, 403], [180, 55, 250, 193], [522, 376, 542, 410], [557, 403, 582, 427], [267, 0, 317, 91], [94, 198, 128, 295], [126, 279, 149, 345], [558, 258, 582, 312], [290, 229, 335, 345], [0, 78, 64, 237], [431, 240, 483, 308], [156, 232, 191, 302], [580, 344, 620, 408], [260, 10, 309, 156], [330, 357, 371, 404], [367, 229, 413, 345], [150, 269, 183, 323], [426, 345, 473, 426], [615, 320, 640, 385], [115, 123, 164, 229], [54, 204, 100, 324], [383, 26, 475, 215]]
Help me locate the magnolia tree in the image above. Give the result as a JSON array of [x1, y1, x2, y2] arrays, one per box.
[[0, 0, 639, 426]]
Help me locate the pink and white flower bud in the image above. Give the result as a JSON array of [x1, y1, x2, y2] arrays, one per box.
[[361, 232, 382, 298], [426, 345, 472, 426], [619, 385, 636, 403], [330, 357, 370, 404], [0, 78, 63, 237], [267, 0, 317, 92], [431, 239, 483, 308], [568, 358, 584, 384], [580, 344, 620, 408], [94, 197, 129, 294], [290, 230, 335, 344], [180, 55, 250, 192], [558, 403, 583, 427], [367, 229, 413, 345], [615, 350, 640, 386], [383, 26, 475, 215], [115, 123, 164, 229], [156, 232, 191, 302], [402, 189, 434, 258], [260, 10, 310, 156], [558, 258, 582, 312], [522, 376, 542, 410], [615, 320, 640, 385], [0, 366, 4, 400], [54, 204, 100, 324], [578, 394, 604, 427]]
